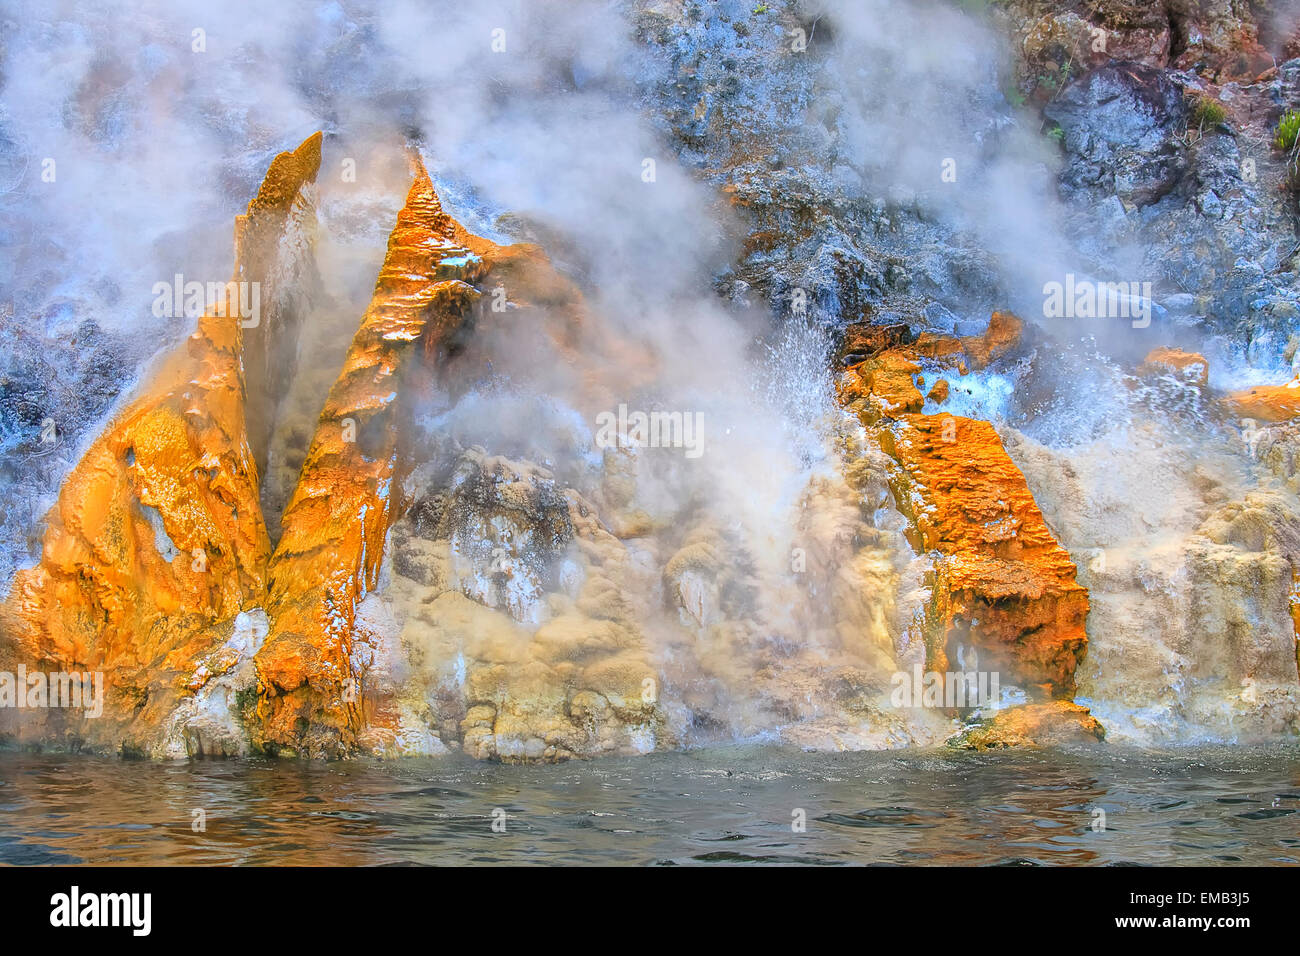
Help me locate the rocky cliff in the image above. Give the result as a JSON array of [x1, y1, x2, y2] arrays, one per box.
[[2, 0, 1299, 758]]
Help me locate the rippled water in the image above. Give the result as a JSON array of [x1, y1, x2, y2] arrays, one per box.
[[0, 745, 1297, 865]]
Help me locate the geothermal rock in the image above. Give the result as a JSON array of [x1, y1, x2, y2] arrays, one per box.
[[1005, 423, 1300, 742], [840, 317, 1090, 703], [879, 415, 1089, 698], [838, 321, 915, 365], [0, 133, 322, 755], [237, 137, 326, 480], [912, 311, 1025, 372], [839, 349, 926, 418], [1228, 378, 1300, 422], [252, 153, 486, 757], [249, 148, 666, 759], [1141, 347, 1209, 385], [380, 451, 663, 762], [950, 701, 1104, 750]]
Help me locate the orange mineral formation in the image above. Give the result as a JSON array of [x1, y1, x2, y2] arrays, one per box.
[[251, 153, 489, 756], [0, 133, 322, 751], [912, 310, 1024, 371], [840, 313, 1091, 703], [238, 134, 326, 477], [1228, 378, 1300, 422], [1140, 347, 1209, 386], [879, 415, 1090, 697], [950, 700, 1105, 750]]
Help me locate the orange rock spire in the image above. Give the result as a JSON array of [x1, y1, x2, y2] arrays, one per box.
[[252, 153, 487, 756], [0, 133, 322, 748]]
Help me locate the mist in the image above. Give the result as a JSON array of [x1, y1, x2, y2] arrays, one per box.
[[2, 0, 1294, 750]]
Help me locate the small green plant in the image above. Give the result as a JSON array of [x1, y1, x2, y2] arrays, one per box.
[[1046, 124, 1065, 144], [1031, 59, 1074, 104], [1276, 109, 1300, 153], [752, 3, 768, 13], [1276, 110, 1300, 194], [1188, 95, 1228, 130]]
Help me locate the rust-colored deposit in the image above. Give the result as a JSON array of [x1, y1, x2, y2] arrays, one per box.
[[911, 310, 1024, 371], [1228, 378, 1300, 423], [840, 314, 1090, 701], [251, 154, 488, 756], [1141, 347, 1209, 386], [951, 701, 1105, 750], [0, 130, 635, 757], [0, 133, 322, 744]]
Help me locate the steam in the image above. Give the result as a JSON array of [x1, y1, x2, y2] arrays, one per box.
[[2, 0, 1295, 749]]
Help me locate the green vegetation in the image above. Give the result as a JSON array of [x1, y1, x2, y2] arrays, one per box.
[[1276, 109, 1300, 153], [1188, 95, 1228, 130], [1277, 110, 1300, 194], [1035, 59, 1074, 98]]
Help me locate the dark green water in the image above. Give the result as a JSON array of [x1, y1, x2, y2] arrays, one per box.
[[0, 744, 1297, 865]]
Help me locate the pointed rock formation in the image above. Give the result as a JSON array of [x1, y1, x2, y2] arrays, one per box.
[[252, 154, 487, 756], [0, 133, 322, 753], [238, 134, 326, 479]]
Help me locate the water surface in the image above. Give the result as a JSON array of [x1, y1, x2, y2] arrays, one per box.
[[0, 745, 1296, 865]]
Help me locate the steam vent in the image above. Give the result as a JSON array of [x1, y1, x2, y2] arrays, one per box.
[[4, 0, 1300, 880]]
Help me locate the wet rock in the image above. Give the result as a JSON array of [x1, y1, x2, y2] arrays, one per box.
[[841, 327, 1090, 702], [1228, 378, 1300, 421], [1007, 424, 1300, 743], [1141, 347, 1209, 385], [0, 133, 322, 753], [838, 321, 914, 365], [949, 701, 1105, 750], [253, 153, 486, 757], [369, 435, 668, 763], [423, 450, 575, 624], [1046, 63, 1186, 208]]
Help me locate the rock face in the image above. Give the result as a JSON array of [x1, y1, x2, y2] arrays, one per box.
[[838, 314, 1091, 705], [252, 154, 488, 757], [0, 133, 322, 754], [3, 0, 1299, 761], [1046, 63, 1188, 208], [1005, 421, 1300, 743], [378, 450, 664, 762], [1040, 48, 1300, 353]]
